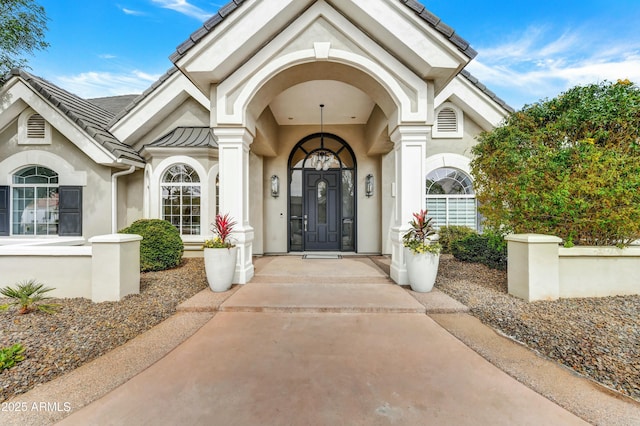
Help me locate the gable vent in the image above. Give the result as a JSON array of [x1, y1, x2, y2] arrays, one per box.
[[27, 114, 46, 138], [437, 108, 457, 133]]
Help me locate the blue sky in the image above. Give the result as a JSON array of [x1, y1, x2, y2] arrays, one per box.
[[25, 0, 640, 111]]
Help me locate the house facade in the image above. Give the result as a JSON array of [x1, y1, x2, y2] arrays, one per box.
[[0, 0, 512, 285]]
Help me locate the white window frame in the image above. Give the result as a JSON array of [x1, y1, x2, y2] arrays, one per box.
[[11, 166, 60, 236], [149, 156, 209, 238], [161, 164, 202, 236]]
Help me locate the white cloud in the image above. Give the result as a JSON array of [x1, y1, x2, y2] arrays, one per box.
[[467, 25, 640, 109], [122, 8, 145, 16], [55, 71, 161, 98], [151, 0, 214, 21]]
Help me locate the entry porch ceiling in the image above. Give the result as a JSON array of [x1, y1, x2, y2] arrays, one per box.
[[269, 80, 375, 125]]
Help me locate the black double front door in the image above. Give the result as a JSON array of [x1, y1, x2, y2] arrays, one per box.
[[303, 170, 340, 251]]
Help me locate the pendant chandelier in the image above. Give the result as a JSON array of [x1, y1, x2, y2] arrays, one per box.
[[311, 104, 334, 171]]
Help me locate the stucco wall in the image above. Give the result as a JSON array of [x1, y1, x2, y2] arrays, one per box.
[[130, 98, 210, 151], [261, 123, 382, 254], [427, 114, 481, 158], [0, 122, 113, 239], [119, 170, 144, 229]]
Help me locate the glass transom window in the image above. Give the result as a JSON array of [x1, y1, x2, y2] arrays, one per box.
[[12, 166, 59, 235], [426, 167, 477, 230], [161, 164, 201, 235]]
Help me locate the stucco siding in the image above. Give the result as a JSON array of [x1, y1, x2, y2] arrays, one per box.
[[0, 122, 113, 240]]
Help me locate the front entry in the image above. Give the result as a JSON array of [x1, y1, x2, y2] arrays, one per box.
[[304, 170, 340, 251], [288, 133, 357, 252]]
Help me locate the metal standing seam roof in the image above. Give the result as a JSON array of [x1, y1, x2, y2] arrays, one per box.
[[148, 127, 219, 148], [7, 69, 144, 163]]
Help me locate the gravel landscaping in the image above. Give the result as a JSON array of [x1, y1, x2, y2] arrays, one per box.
[[435, 254, 640, 402], [1, 254, 638, 405], [0, 258, 207, 403]]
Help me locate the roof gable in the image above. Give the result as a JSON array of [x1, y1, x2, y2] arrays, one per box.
[[171, 0, 474, 94], [1, 69, 143, 165], [170, 0, 476, 64]]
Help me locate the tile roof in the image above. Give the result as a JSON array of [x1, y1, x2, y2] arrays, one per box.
[[108, 66, 180, 128], [7, 69, 144, 164], [88, 94, 139, 115], [169, 0, 476, 63], [148, 127, 218, 148], [460, 70, 514, 113]]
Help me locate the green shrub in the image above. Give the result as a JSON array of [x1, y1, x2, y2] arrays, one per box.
[[0, 344, 25, 371], [0, 280, 58, 314], [120, 219, 184, 272], [472, 80, 640, 246], [438, 225, 476, 254], [451, 232, 507, 270]]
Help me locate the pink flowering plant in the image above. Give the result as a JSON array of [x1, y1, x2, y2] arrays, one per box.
[[203, 213, 237, 249], [403, 209, 441, 255]]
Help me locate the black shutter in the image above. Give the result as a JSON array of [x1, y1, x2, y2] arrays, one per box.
[[0, 186, 8, 236], [58, 186, 82, 236]]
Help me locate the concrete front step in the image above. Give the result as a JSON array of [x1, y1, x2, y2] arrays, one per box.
[[250, 275, 393, 284], [218, 282, 426, 314]]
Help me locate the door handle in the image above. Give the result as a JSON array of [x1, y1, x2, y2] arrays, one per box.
[[304, 215, 308, 232]]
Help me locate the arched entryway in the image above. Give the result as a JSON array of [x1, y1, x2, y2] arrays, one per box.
[[288, 133, 356, 252]]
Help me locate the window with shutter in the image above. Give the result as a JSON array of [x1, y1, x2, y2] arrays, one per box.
[[59, 186, 83, 236], [0, 186, 9, 236]]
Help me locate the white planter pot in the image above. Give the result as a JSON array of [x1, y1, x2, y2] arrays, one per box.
[[204, 247, 238, 292], [404, 247, 440, 292]]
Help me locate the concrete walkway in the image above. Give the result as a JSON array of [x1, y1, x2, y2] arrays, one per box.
[[4, 256, 639, 425], [56, 256, 587, 425]]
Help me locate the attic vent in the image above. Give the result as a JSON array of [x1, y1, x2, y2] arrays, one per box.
[[27, 114, 46, 138], [437, 108, 457, 133]]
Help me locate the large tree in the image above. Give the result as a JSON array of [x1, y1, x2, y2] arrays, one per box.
[[0, 0, 49, 82], [471, 80, 640, 246]]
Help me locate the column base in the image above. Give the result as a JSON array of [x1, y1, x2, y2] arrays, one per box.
[[390, 226, 409, 285], [233, 225, 255, 284]]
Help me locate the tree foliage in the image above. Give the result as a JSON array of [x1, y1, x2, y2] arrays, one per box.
[[0, 0, 49, 81], [472, 80, 640, 246]]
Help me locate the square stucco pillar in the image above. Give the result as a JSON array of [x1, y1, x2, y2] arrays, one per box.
[[89, 234, 142, 302], [389, 125, 429, 285], [505, 234, 562, 301], [215, 127, 255, 284]]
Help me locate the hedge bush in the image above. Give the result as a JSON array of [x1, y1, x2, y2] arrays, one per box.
[[438, 225, 476, 254], [451, 231, 507, 270], [119, 219, 184, 272], [471, 80, 640, 247]]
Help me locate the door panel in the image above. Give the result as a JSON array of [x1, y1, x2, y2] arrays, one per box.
[[304, 170, 340, 251]]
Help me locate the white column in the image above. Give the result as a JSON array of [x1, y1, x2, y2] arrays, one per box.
[[389, 125, 429, 285], [215, 127, 255, 284]]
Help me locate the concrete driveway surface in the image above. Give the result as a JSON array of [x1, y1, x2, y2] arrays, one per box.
[[57, 256, 588, 425]]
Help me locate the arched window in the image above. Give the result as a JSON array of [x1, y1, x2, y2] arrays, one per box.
[[161, 164, 201, 235], [288, 133, 357, 252], [12, 166, 59, 235], [426, 168, 477, 230]]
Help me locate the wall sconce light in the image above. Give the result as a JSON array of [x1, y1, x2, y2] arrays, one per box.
[[365, 174, 374, 197], [271, 175, 280, 198]]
